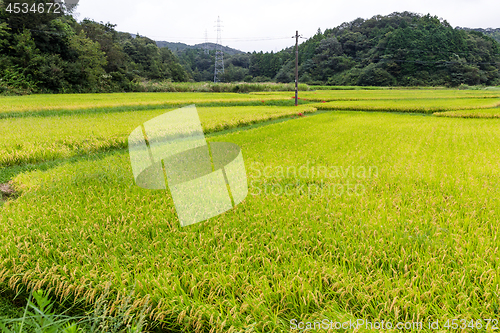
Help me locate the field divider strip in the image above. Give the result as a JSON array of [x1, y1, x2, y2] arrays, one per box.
[[0, 99, 311, 119]]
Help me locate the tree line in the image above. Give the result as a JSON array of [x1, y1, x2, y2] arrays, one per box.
[[1, 3, 499, 95], [0, 0, 189, 94], [177, 12, 500, 87]]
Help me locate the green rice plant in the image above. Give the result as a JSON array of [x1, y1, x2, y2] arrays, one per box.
[[197, 105, 316, 132], [251, 89, 500, 101], [434, 108, 500, 118], [0, 92, 289, 115], [1, 112, 499, 332], [0, 105, 316, 169], [310, 98, 500, 113]]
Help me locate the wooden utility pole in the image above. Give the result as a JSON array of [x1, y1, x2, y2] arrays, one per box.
[[295, 30, 299, 106]]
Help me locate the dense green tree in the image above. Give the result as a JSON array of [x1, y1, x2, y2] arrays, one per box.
[[121, 35, 188, 81], [80, 20, 127, 73], [0, 1, 188, 93], [66, 30, 107, 91]]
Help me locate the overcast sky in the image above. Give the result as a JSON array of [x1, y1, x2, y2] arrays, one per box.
[[74, 0, 500, 53]]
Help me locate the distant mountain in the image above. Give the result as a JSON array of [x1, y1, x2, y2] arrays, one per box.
[[456, 27, 500, 43], [155, 41, 245, 55], [155, 41, 192, 51], [117, 32, 245, 55]]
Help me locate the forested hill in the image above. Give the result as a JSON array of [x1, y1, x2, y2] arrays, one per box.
[[239, 12, 500, 86], [457, 27, 500, 44], [172, 12, 500, 86], [155, 41, 244, 55]]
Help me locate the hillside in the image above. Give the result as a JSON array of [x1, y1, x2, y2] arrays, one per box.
[[457, 27, 500, 43], [243, 12, 500, 86], [309, 14, 500, 86], [155, 40, 244, 56]]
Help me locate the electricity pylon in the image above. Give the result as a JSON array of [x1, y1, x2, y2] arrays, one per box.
[[214, 16, 224, 83]]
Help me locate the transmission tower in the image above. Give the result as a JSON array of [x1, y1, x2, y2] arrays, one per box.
[[214, 16, 224, 83], [204, 29, 209, 55]]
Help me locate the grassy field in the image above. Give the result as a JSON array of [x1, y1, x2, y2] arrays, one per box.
[[1, 88, 500, 332]]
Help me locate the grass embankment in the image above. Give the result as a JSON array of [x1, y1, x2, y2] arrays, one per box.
[[130, 81, 311, 93]]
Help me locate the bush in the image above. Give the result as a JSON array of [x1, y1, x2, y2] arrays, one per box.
[[251, 76, 273, 83], [357, 63, 396, 86]]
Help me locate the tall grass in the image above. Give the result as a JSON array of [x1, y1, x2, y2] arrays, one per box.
[[129, 81, 310, 93], [0, 287, 152, 332]]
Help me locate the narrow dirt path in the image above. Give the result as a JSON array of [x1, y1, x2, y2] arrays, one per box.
[[0, 182, 15, 199]]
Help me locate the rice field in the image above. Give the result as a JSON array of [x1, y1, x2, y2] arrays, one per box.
[[311, 98, 500, 113], [252, 89, 500, 101], [0, 105, 316, 169], [0, 92, 288, 115], [1, 88, 500, 332], [434, 108, 500, 118]]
